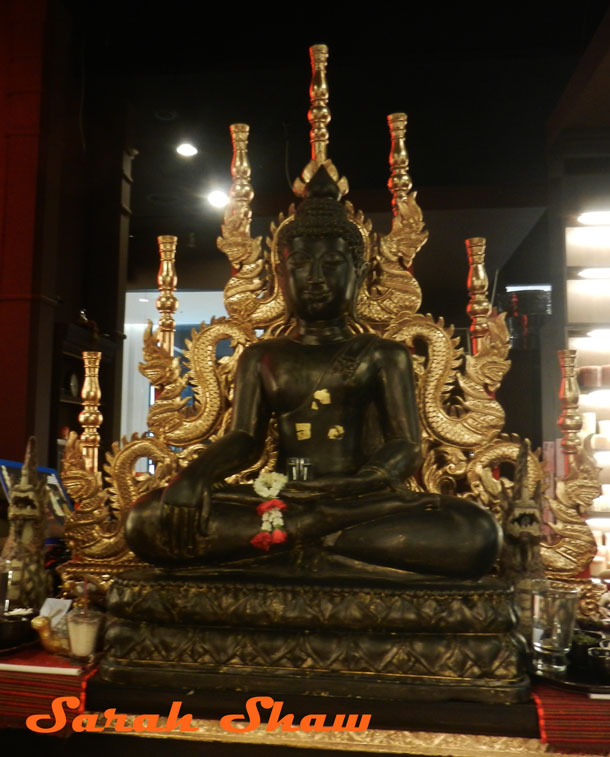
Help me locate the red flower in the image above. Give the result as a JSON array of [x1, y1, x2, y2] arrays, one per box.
[[256, 499, 287, 516], [250, 531, 273, 551], [271, 529, 287, 544]]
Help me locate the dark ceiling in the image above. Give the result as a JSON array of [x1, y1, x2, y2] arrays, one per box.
[[66, 1, 610, 324]]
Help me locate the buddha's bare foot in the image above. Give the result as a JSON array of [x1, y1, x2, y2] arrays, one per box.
[[164, 502, 202, 557]]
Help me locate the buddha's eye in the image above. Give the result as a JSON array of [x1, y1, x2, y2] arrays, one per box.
[[322, 253, 346, 266], [287, 253, 309, 268]]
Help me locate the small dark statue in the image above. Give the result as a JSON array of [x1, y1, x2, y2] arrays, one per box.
[[499, 440, 545, 584], [126, 167, 501, 580], [1, 437, 50, 611], [499, 440, 546, 639]]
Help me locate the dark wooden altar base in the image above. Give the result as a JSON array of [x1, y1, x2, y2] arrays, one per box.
[[102, 571, 528, 705], [99, 657, 530, 705], [86, 674, 540, 738]]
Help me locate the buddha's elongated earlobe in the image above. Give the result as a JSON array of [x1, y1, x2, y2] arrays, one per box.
[[275, 261, 295, 324], [357, 260, 369, 287], [348, 260, 369, 323]]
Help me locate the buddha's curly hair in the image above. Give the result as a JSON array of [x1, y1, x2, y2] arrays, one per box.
[[276, 166, 364, 265]]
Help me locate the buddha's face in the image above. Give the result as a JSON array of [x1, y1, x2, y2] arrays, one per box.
[[281, 235, 358, 321]]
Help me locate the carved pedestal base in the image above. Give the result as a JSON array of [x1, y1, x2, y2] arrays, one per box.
[[100, 569, 529, 704]]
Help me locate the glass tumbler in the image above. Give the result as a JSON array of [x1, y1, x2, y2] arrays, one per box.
[[66, 606, 104, 662], [286, 457, 313, 482], [532, 585, 580, 676], [0, 561, 12, 614]]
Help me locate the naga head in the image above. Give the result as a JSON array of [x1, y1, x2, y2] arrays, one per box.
[[6, 437, 47, 527]]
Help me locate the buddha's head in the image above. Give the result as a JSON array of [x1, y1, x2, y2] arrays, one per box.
[[277, 166, 366, 322]]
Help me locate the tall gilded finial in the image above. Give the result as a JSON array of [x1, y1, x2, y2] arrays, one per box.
[[221, 124, 253, 239], [293, 45, 348, 198], [387, 113, 413, 216], [558, 349, 583, 475], [372, 112, 428, 306], [78, 352, 102, 474], [309, 44, 330, 163], [466, 237, 491, 352], [156, 235, 178, 356]]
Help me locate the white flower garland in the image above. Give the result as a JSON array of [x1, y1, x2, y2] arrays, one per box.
[[253, 471, 287, 499], [250, 471, 289, 551]]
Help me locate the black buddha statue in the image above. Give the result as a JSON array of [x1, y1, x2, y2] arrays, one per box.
[[126, 166, 501, 579]]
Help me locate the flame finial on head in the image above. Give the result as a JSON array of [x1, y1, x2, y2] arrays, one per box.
[[277, 165, 364, 265]]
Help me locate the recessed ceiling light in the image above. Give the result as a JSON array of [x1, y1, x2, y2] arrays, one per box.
[[207, 190, 229, 208], [505, 284, 551, 292], [566, 227, 610, 249], [578, 211, 610, 225], [176, 143, 198, 157], [578, 268, 610, 279], [583, 389, 610, 406], [587, 329, 610, 339]]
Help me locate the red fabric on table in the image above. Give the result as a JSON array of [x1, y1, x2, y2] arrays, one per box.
[[533, 683, 610, 754], [0, 645, 83, 674], [0, 646, 97, 733]]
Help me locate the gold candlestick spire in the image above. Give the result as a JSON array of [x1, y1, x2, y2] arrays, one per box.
[[222, 124, 253, 238], [308, 44, 330, 163], [78, 351, 102, 474], [387, 113, 413, 216], [466, 237, 491, 352], [293, 45, 348, 197], [558, 349, 583, 475], [156, 235, 178, 356]]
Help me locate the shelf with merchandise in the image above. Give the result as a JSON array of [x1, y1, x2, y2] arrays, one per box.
[[566, 224, 610, 578]]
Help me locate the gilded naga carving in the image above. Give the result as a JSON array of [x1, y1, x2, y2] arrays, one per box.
[[541, 350, 598, 576]]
